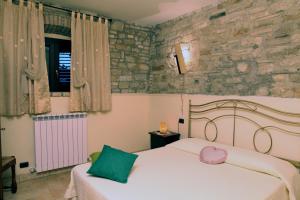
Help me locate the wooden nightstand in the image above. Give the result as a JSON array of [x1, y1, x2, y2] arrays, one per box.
[[148, 131, 180, 149]]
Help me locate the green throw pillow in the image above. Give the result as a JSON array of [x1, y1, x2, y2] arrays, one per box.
[[87, 145, 138, 183], [90, 152, 101, 164]]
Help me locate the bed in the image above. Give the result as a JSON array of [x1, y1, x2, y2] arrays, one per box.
[[65, 99, 300, 200]]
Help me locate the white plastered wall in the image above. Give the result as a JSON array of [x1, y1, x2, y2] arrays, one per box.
[[149, 94, 300, 162], [1, 93, 300, 175], [1, 94, 150, 175]]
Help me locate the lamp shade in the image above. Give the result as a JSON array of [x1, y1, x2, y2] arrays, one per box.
[[175, 43, 192, 74], [159, 122, 168, 134]]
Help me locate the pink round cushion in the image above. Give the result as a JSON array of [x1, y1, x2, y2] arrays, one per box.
[[199, 146, 227, 164]]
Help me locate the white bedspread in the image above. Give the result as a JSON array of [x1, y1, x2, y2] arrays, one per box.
[[65, 138, 300, 200]]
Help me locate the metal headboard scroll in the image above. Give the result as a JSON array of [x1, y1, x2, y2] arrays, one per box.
[[188, 99, 300, 156]]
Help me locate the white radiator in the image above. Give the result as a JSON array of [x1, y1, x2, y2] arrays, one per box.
[[33, 113, 88, 172]]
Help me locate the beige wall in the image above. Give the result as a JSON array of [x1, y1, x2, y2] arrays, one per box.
[[1, 94, 150, 175], [149, 94, 300, 162], [2, 93, 300, 175], [149, 94, 300, 137]]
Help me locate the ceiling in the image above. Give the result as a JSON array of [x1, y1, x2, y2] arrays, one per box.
[[41, 0, 223, 26]]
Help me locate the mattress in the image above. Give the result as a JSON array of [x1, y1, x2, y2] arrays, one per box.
[[65, 138, 300, 200]]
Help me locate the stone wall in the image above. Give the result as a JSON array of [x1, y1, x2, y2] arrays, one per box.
[[149, 0, 300, 98], [43, 9, 153, 93], [109, 20, 153, 93]]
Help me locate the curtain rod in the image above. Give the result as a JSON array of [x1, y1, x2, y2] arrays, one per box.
[[41, 2, 112, 22], [13, 0, 113, 22]]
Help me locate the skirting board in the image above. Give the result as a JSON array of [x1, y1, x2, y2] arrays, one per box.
[[3, 166, 73, 185]]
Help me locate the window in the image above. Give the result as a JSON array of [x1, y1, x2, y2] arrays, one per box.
[[45, 38, 71, 92]]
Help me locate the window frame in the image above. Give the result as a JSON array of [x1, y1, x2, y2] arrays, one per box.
[[45, 36, 71, 93]]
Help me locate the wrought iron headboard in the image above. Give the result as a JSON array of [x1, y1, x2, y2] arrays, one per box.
[[188, 99, 300, 165]]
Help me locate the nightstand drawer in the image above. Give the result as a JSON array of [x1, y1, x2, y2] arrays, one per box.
[[149, 131, 180, 149]]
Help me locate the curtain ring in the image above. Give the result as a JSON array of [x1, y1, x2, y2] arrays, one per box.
[[39, 3, 43, 11], [76, 12, 80, 19]]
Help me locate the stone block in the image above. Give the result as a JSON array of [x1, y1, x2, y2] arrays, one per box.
[[271, 83, 295, 98], [152, 65, 165, 71], [278, 56, 300, 72], [273, 74, 289, 82], [115, 44, 127, 50], [269, 1, 293, 13], [120, 89, 129, 93], [284, 7, 300, 20], [111, 52, 121, 59], [119, 76, 132, 81], [111, 69, 122, 75], [109, 38, 117, 44], [292, 34, 300, 43], [110, 30, 117, 35], [111, 75, 119, 82], [119, 81, 129, 89], [266, 37, 290, 46], [273, 23, 294, 39], [233, 27, 249, 37], [266, 45, 289, 57], [118, 33, 126, 39], [135, 74, 147, 81], [112, 82, 119, 86], [250, 27, 273, 36], [136, 82, 146, 89], [112, 88, 121, 93], [123, 39, 135, 45], [255, 37, 263, 45], [111, 21, 124, 31], [127, 63, 137, 69], [286, 44, 300, 55], [295, 88, 300, 97], [226, 77, 242, 84], [249, 9, 269, 21], [137, 63, 149, 71], [258, 63, 274, 74], [256, 87, 269, 96], [126, 56, 136, 63], [254, 14, 282, 29], [290, 74, 300, 82], [237, 63, 249, 73]]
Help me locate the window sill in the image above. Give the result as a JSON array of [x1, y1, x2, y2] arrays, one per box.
[[50, 92, 70, 97]]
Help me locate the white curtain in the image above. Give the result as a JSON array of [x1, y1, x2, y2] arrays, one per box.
[[0, 0, 51, 116], [70, 12, 111, 112]]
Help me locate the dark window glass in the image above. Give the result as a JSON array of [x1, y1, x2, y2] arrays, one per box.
[[45, 38, 71, 92]]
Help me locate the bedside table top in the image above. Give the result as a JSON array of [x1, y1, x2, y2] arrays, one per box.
[[148, 131, 180, 137]]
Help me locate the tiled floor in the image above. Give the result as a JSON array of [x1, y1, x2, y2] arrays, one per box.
[[4, 172, 70, 200]]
